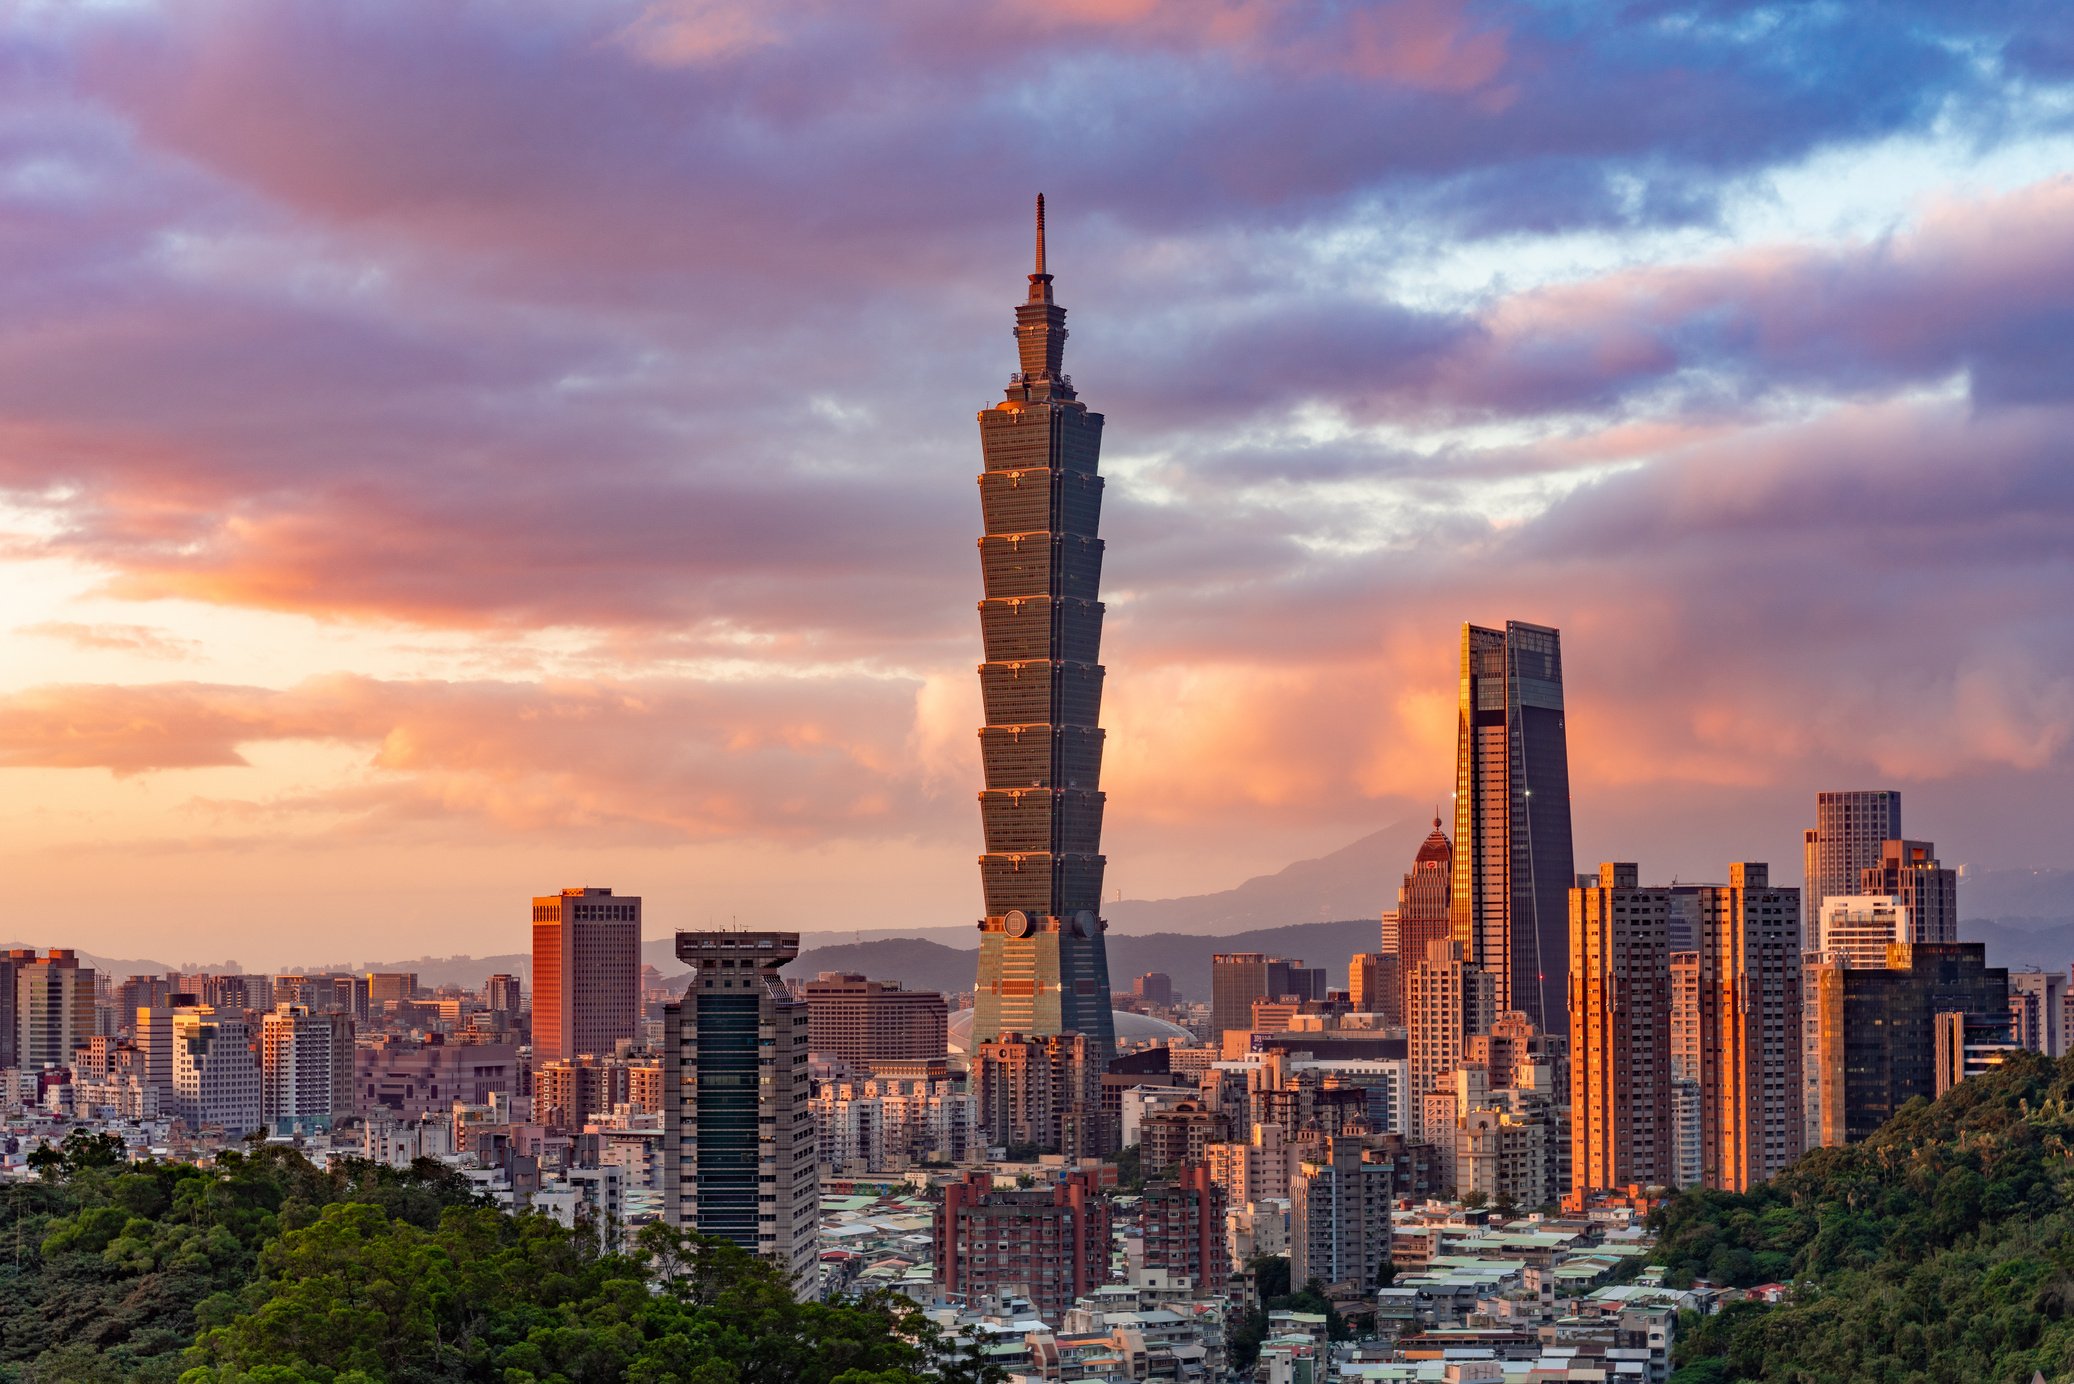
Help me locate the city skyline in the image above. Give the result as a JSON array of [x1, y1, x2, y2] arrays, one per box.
[[0, 5, 2071, 966]]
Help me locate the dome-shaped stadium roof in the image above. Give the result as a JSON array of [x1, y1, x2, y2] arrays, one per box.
[[947, 1008, 1192, 1055]]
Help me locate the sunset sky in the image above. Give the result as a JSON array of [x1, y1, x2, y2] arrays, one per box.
[[2, 0, 2071, 970]]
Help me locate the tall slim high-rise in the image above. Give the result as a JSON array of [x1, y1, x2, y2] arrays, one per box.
[[662, 932, 818, 1295], [531, 886, 641, 1064], [1392, 816, 1454, 1005], [1569, 864, 1674, 1196], [1803, 791, 1902, 947], [1695, 863, 1804, 1191], [1451, 621, 1576, 1033], [969, 197, 1116, 1059]]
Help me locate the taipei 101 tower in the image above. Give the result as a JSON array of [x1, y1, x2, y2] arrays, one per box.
[[968, 197, 1117, 1061]]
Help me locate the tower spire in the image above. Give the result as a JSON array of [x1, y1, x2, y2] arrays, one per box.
[[1013, 193, 1070, 398]]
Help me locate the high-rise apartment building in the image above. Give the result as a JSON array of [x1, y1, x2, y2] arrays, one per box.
[[15, 949, 96, 1072], [935, 1168, 1110, 1324], [1141, 1163, 1230, 1299], [1695, 864, 1804, 1191], [1860, 840, 1958, 945], [1569, 863, 1674, 1196], [1809, 943, 2009, 1146], [173, 1008, 263, 1137], [535, 1054, 633, 1132], [1289, 1133, 1398, 1292], [1803, 791, 1903, 947], [969, 199, 1117, 1060], [799, 973, 948, 1071], [1393, 816, 1454, 990], [2009, 970, 2066, 1056], [662, 932, 817, 1295], [973, 1031, 1107, 1156], [259, 1003, 356, 1131], [531, 886, 641, 1065], [1406, 938, 1496, 1141], [1451, 622, 1575, 1033]]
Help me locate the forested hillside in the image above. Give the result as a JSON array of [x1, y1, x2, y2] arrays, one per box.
[[1655, 1051, 2074, 1384], [0, 1134, 991, 1384]]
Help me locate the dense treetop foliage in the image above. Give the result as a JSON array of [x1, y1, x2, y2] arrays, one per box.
[[1654, 1051, 2074, 1384], [0, 1134, 995, 1384]]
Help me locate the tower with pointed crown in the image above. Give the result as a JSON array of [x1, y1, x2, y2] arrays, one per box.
[[969, 197, 1117, 1061]]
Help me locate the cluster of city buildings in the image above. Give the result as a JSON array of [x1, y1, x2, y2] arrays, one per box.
[[4, 205, 2064, 1382]]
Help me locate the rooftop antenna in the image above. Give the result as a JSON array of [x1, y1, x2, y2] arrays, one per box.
[[1035, 192, 1047, 276]]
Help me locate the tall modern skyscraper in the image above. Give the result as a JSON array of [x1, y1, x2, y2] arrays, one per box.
[[969, 197, 1116, 1059], [662, 932, 818, 1295], [1450, 621, 1576, 1034], [531, 886, 641, 1064], [1803, 790, 1902, 947]]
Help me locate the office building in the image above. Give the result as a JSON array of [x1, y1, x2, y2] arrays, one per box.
[[1808, 943, 2010, 1147], [662, 931, 817, 1295], [1142, 1163, 1230, 1298], [1406, 938, 1495, 1141], [1289, 1133, 1397, 1292], [800, 973, 948, 1070], [969, 199, 1117, 1060], [1569, 863, 1674, 1196], [1210, 954, 1316, 1040], [486, 973, 524, 1016], [15, 949, 97, 1072], [934, 1168, 1111, 1325], [2009, 970, 2066, 1056], [173, 1008, 263, 1137], [1817, 895, 1910, 969], [1803, 791, 1903, 947], [1696, 864, 1804, 1190], [1451, 621, 1576, 1033], [1132, 972, 1175, 1006], [1934, 1009, 2021, 1093], [1393, 815, 1455, 992], [1348, 952, 1402, 1025], [1860, 840, 1958, 945], [531, 886, 641, 1065], [259, 1003, 356, 1131], [0, 948, 37, 1069]]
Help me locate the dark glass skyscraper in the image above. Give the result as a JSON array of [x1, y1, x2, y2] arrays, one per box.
[[1450, 620, 1575, 1035], [969, 198, 1116, 1059]]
